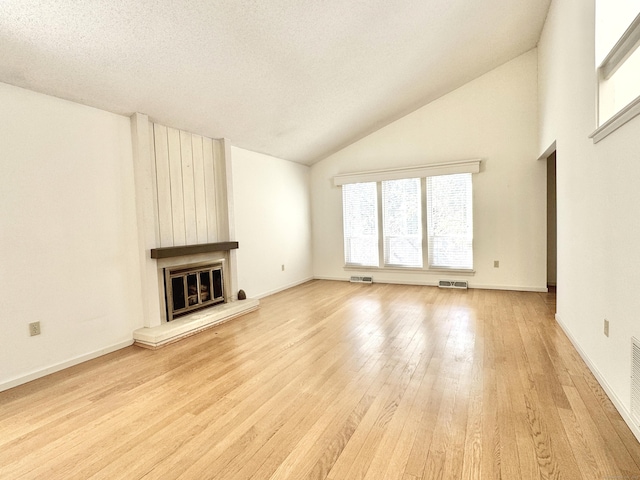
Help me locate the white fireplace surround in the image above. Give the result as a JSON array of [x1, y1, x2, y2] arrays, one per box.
[[130, 113, 258, 348]]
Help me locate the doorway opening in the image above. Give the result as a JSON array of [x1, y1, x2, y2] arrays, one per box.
[[547, 150, 557, 293]]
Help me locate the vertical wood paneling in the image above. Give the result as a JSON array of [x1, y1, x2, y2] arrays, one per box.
[[153, 124, 174, 247], [149, 123, 160, 245], [191, 135, 208, 244], [167, 127, 186, 246], [203, 137, 218, 242], [152, 122, 223, 247], [214, 139, 229, 240], [221, 138, 235, 240], [180, 130, 197, 245]]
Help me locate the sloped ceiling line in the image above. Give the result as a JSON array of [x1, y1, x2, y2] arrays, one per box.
[[0, 0, 550, 165]]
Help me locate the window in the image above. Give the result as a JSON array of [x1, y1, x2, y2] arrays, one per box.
[[382, 178, 422, 267], [340, 165, 475, 271], [593, 1, 640, 141], [426, 174, 473, 269], [342, 182, 378, 266]]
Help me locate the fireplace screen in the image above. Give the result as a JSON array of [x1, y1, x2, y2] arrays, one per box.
[[165, 262, 224, 321]]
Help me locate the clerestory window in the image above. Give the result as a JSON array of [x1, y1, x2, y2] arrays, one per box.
[[592, 1, 640, 141]]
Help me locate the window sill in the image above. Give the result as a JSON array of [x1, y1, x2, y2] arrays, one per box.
[[344, 265, 475, 275], [591, 94, 640, 143]]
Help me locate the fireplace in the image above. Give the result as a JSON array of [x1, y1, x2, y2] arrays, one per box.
[[133, 244, 257, 348], [131, 120, 259, 348], [165, 261, 225, 321]]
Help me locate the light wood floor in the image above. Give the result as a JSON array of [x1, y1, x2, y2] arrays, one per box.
[[2, 280, 640, 479]]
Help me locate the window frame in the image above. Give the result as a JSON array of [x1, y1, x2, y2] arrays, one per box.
[[426, 173, 474, 270], [381, 177, 424, 269], [592, 10, 640, 143], [342, 181, 380, 267], [337, 160, 479, 273]]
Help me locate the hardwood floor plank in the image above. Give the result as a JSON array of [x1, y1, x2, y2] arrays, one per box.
[[460, 325, 483, 480], [361, 312, 451, 480], [1, 281, 639, 479], [402, 328, 453, 475], [326, 318, 426, 480], [422, 311, 475, 480], [571, 373, 640, 475], [269, 312, 423, 479], [558, 385, 618, 479]]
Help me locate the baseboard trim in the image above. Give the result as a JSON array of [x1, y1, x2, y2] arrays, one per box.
[[312, 276, 547, 292], [471, 284, 548, 293], [255, 277, 314, 299], [0, 340, 134, 393], [555, 313, 640, 443]]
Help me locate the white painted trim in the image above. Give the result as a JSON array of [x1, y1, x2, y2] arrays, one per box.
[[130, 113, 162, 329], [314, 275, 435, 286], [313, 276, 546, 292], [590, 95, 640, 143], [222, 138, 236, 240], [255, 277, 315, 299], [0, 340, 134, 393], [470, 284, 548, 293], [555, 313, 640, 443], [222, 138, 240, 300], [600, 12, 640, 79], [344, 265, 476, 275], [333, 159, 481, 186], [537, 140, 557, 161]]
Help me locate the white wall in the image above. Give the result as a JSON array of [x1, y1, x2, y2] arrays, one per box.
[[0, 82, 144, 390], [311, 50, 546, 291], [539, 0, 640, 440], [232, 147, 313, 298]]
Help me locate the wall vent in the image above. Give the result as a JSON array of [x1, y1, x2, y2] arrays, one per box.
[[438, 280, 468, 289], [350, 276, 373, 284], [632, 337, 640, 425]]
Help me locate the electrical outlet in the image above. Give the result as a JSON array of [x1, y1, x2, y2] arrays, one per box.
[[604, 318, 609, 337], [281, 264, 285, 271], [494, 260, 499, 268], [29, 321, 41, 336]]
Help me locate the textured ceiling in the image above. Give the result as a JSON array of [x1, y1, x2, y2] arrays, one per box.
[[0, 0, 550, 165]]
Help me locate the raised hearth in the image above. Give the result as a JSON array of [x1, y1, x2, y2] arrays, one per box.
[[133, 298, 258, 349]]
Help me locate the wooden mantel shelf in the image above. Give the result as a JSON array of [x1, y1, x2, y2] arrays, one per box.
[[150, 241, 239, 259]]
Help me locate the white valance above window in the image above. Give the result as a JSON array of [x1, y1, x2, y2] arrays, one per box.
[[333, 159, 481, 186]]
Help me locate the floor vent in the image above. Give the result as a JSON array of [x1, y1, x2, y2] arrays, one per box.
[[632, 337, 640, 425], [350, 276, 373, 284], [438, 280, 468, 289]]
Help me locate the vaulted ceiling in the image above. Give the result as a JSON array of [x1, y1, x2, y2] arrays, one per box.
[[0, 0, 550, 165]]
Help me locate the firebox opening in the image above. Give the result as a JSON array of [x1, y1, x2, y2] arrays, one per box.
[[164, 262, 225, 321]]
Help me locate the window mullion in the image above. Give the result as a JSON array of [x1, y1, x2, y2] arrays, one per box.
[[377, 181, 385, 267], [421, 177, 429, 269]]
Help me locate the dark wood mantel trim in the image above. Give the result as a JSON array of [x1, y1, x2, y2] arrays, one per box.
[[150, 241, 239, 259]]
